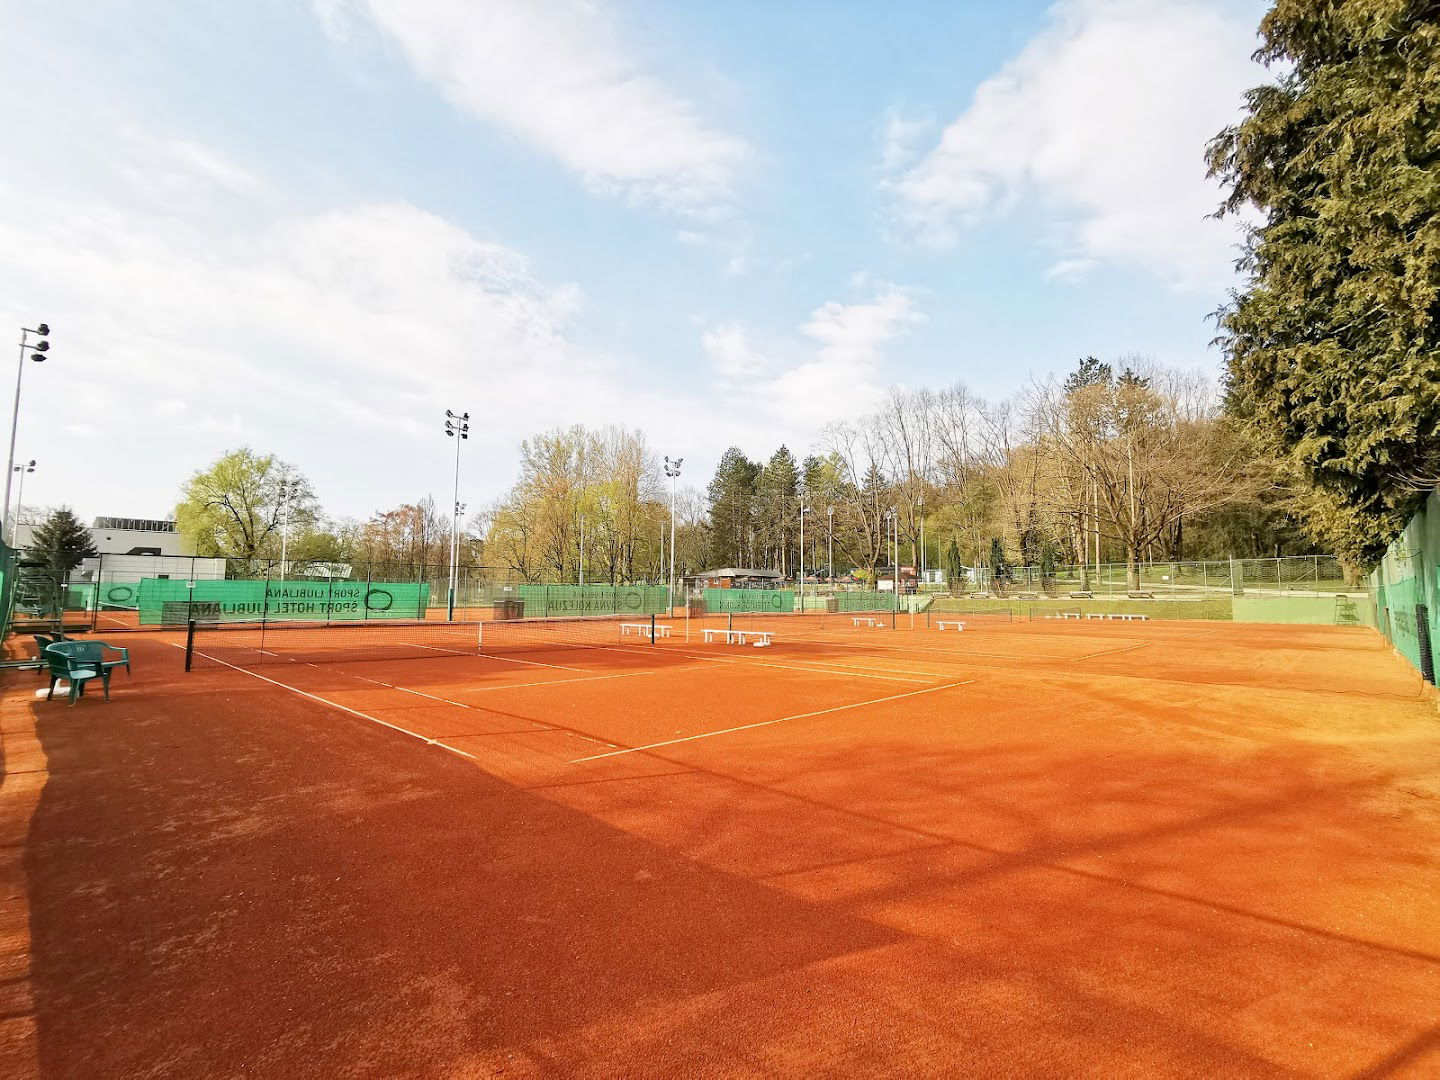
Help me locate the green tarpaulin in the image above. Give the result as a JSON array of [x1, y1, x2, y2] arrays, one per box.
[[137, 578, 430, 624]]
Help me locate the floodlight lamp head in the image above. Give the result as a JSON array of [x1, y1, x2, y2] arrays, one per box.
[[35, 324, 48, 336], [33, 340, 48, 353], [30, 353, 44, 363]]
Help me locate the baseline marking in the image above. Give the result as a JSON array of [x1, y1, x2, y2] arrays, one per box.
[[570, 679, 975, 763]]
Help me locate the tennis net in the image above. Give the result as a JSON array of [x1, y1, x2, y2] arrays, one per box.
[[186, 612, 667, 668], [186, 619, 483, 668]]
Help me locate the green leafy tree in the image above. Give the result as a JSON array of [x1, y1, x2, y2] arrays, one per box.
[[755, 446, 799, 573], [1207, 1, 1440, 565], [176, 448, 320, 561], [943, 537, 967, 594], [706, 447, 759, 567], [989, 537, 1013, 594], [27, 507, 97, 573]]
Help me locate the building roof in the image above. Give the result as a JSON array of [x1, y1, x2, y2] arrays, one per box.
[[93, 517, 176, 532], [695, 567, 782, 579]]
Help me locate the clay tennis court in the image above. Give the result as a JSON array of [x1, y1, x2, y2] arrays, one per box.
[[3, 616, 1439, 1077]]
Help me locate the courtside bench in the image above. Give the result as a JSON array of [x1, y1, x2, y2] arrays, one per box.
[[702, 628, 773, 646], [620, 622, 672, 639], [934, 620, 966, 631]]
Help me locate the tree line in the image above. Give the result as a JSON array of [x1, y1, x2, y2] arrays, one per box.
[[168, 354, 1326, 589]]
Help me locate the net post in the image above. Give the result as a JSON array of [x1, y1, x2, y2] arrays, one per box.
[[185, 619, 196, 672]]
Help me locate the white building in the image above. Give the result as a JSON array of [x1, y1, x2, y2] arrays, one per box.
[[12, 515, 194, 556]]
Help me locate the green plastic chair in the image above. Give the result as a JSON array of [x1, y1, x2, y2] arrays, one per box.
[[71, 640, 132, 679], [42, 642, 109, 705]]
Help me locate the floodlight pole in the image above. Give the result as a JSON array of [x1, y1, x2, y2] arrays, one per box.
[[5, 324, 51, 546], [918, 495, 926, 586], [578, 513, 585, 586], [799, 506, 811, 608], [827, 505, 834, 581], [278, 478, 297, 579], [889, 507, 900, 612], [444, 409, 470, 621], [664, 456, 682, 613], [9, 459, 34, 540]]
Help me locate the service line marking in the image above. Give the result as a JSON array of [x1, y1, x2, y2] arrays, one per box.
[[570, 679, 975, 763], [456, 669, 660, 693], [410, 642, 588, 672], [1067, 641, 1152, 662], [595, 643, 936, 684]]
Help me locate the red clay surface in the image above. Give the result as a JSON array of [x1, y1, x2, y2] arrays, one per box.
[[3, 618, 1440, 1077]]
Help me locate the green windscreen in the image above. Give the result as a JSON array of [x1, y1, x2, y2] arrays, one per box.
[[835, 590, 893, 611], [515, 585, 670, 617], [138, 578, 430, 624], [1371, 488, 1440, 682], [704, 588, 795, 613]]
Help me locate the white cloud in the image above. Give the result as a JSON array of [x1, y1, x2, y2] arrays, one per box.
[[703, 284, 923, 435], [320, 0, 749, 216], [0, 152, 701, 518], [878, 107, 931, 175], [701, 324, 766, 380], [888, 0, 1265, 290]]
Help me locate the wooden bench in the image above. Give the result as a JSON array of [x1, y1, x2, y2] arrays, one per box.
[[1015, 592, 1041, 600], [1107, 613, 1149, 621], [1127, 591, 1155, 600], [702, 628, 773, 646], [1069, 591, 1093, 599], [851, 616, 880, 628], [620, 622, 671, 638], [1044, 612, 1084, 620], [934, 620, 966, 631]]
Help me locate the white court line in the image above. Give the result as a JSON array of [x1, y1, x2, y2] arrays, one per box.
[[338, 670, 479, 709], [407, 641, 587, 672], [456, 669, 661, 693], [169, 644, 482, 763], [595, 643, 935, 684], [570, 679, 975, 763], [1067, 641, 1152, 662]]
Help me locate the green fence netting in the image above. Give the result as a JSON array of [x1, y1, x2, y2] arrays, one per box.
[[1371, 489, 1440, 683], [704, 588, 796, 613], [0, 541, 15, 640], [137, 578, 431, 624], [835, 590, 895, 612], [514, 585, 670, 617]]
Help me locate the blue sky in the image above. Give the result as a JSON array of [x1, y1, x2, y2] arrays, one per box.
[[0, 0, 1270, 523]]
